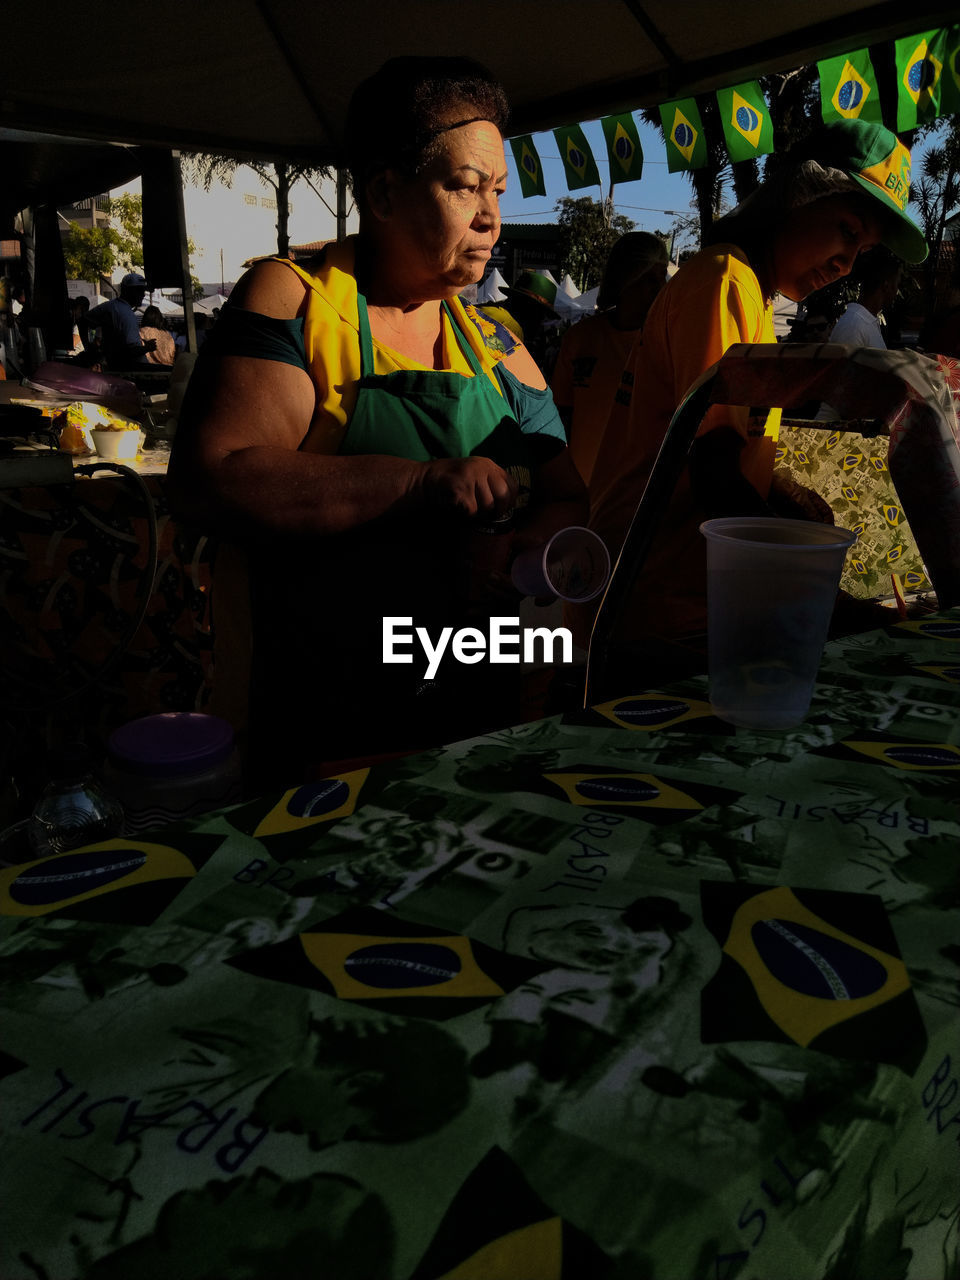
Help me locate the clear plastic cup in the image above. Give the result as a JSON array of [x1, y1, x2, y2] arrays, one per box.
[[700, 517, 856, 729], [511, 526, 610, 602]]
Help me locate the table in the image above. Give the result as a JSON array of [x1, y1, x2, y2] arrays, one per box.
[[0, 467, 214, 737], [1, 612, 958, 1279]]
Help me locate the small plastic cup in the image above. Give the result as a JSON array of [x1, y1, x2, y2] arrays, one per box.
[[91, 428, 143, 460], [511, 525, 610, 602], [700, 516, 856, 730]]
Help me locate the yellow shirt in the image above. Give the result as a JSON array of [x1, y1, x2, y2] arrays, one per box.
[[550, 312, 636, 485], [572, 245, 780, 645], [279, 242, 505, 454]]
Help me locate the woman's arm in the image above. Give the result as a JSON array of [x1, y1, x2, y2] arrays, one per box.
[[495, 340, 589, 547], [687, 427, 772, 518], [167, 261, 516, 538], [514, 449, 589, 553]]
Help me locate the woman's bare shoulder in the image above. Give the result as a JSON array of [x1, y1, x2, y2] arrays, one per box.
[[228, 259, 309, 319], [499, 341, 547, 391]]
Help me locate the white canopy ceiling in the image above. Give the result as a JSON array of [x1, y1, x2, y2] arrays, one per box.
[[4, 1, 957, 164]]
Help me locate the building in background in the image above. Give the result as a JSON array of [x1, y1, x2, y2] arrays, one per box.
[[488, 224, 562, 288]]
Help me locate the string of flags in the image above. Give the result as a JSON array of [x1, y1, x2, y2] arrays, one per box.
[[509, 23, 960, 194]]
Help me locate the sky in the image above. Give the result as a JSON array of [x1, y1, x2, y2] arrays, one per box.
[[113, 112, 941, 292], [112, 116, 695, 291]]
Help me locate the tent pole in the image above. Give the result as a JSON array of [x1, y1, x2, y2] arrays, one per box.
[[336, 169, 347, 243], [170, 151, 196, 353]]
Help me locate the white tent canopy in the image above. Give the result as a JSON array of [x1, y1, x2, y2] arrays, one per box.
[[193, 294, 230, 315], [476, 269, 508, 305], [140, 293, 183, 317], [577, 286, 599, 313]]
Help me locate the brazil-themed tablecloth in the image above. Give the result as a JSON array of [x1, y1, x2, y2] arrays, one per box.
[[1, 612, 959, 1280], [777, 423, 929, 600]]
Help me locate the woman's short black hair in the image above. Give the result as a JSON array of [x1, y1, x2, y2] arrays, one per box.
[[344, 56, 510, 211]]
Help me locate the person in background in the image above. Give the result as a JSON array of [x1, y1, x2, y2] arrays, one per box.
[[551, 232, 669, 485], [816, 246, 902, 419], [918, 283, 960, 360], [571, 119, 927, 683], [68, 295, 92, 353], [478, 270, 558, 372], [786, 309, 833, 343], [168, 56, 585, 789], [139, 305, 177, 366], [85, 272, 156, 369]]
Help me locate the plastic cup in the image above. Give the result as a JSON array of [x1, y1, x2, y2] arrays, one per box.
[[91, 428, 143, 460], [511, 525, 610, 602], [700, 517, 856, 730]]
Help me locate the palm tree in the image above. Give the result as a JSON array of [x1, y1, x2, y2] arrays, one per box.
[[909, 117, 960, 312], [639, 66, 820, 248]]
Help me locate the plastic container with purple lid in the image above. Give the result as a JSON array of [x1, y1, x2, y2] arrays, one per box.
[[105, 713, 242, 833]]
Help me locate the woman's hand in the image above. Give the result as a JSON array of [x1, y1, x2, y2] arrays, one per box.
[[417, 456, 518, 519]]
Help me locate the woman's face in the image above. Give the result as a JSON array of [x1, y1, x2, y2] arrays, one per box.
[[378, 115, 507, 297], [772, 194, 882, 302]]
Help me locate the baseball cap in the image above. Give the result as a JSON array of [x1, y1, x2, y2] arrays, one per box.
[[816, 120, 928, 264], [121, 272, 148, 289], [506, 270, 558, 317]]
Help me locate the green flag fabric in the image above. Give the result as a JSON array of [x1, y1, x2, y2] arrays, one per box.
[[659, 98, 708, 172], [716, 81, 773, 163], [600, 112, 644, 184], [940, 25, 960, 114], [818, 48, 883, 124], [552, 123, 601, 190], [509, 134, 546, 199], [896, 29, 947, 130]]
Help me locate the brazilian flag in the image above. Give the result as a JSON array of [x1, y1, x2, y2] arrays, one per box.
[[818, 47, 882, 124], [509, 134, 546, 198], [896, 29, 947, 130], [941, 24, 960, 113], [552, 123, 601, 191], [410, 1147, 615, 1279], [658, 98, 707, 172], [600, 112, 643, 184], [716, 81, 773, 163]]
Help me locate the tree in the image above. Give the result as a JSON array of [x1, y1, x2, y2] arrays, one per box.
[[182, 154, 332, 259], [637, 66, 822, 250], [555, 196, 635, 292], [62, 193, 144, 284], [62, 192, 201, 295], [908, 114, 960, 311]]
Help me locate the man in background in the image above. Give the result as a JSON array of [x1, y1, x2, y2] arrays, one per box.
[[85, 272, 156, 369], [817, 248, 902, 419]]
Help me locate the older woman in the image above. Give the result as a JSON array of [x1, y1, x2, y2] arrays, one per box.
[[168, 57, 586, 786], [572, 119, 927, 676]]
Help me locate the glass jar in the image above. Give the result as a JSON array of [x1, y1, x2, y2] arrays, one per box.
[[29, 744, 124, 857]]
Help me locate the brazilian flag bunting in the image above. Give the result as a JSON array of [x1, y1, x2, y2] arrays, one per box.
[[600, 112, 644, 184], [818, 47, 883, 124], [509, 134, 546, 198], [896, 29, 947, 129], [716, 81, 773, 162], [552, 123, 601, 190], [658, 98, 707, 172], [941, 25, 960, 114]]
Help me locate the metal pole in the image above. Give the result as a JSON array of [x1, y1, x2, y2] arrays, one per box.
[[169, 151, 196, 353], [336, 169, 347, 243]]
